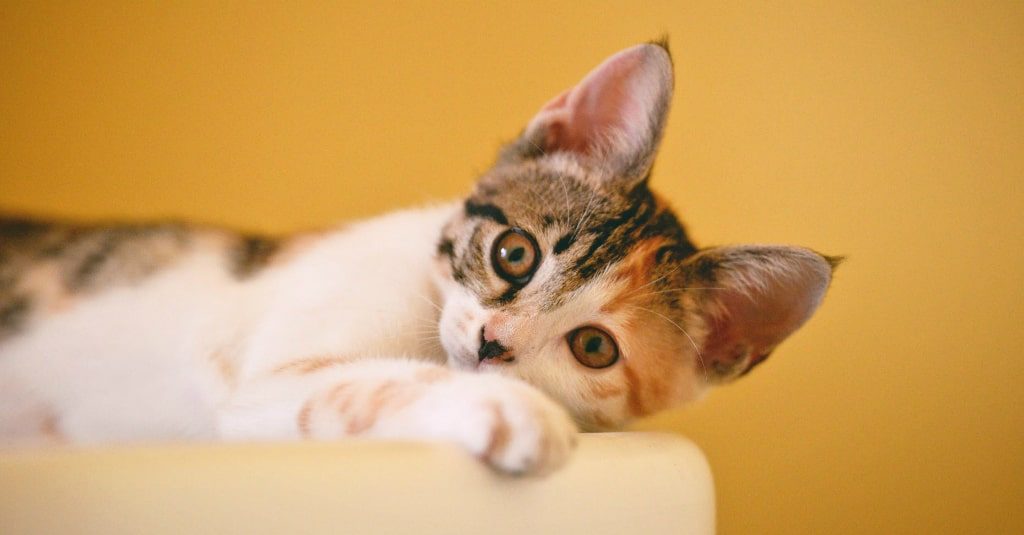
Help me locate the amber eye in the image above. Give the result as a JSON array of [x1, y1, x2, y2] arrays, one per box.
[[490, 228, 540, 284], [567, 326, 619, 369]]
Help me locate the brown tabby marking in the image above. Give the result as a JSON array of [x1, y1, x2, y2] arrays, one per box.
[[230, 230, 334, 278], [0, 216, 201, 341], [0, 215, 316, 344], [231, 234, 285, 279], [0, 296, 31, 342], [448, 165, 697, 315]]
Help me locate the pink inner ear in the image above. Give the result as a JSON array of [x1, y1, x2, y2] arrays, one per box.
[[703, 287, 816, 374], [529, 44, 667, 156], [695, 249, 833, 378]]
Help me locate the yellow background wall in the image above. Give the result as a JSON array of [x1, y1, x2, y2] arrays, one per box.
[[2, 2, 1021, 533]]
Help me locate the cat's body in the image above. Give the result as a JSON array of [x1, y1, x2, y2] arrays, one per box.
[[0, 205, 452, 441], [0, 42, 837, 475]]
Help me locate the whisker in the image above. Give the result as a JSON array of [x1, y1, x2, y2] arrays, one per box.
[[622, 265, 681, 299], [630, 287, 729, 298], [574, 193, 598, 238], [416, 335, 443, 342], [410, 291, 443, 313], [526, 137, 548, 158], [557, 173, 572, 214], [633, 305, 708, 381]]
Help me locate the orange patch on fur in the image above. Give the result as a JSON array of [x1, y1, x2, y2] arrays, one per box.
[[414, 366, 452, 384], [621, 363, 645, 417], [602, 236, 672, 314], [647, 374, 668, 403], [588, 380, 625, 399], [590, 411, 616, 431], [39, 412, 63, 442], [347, 381, 420, 434], [482, 402, 511, 461], [326, 382, 357, 415], [297, 401, 314, 437], [209, 351, 238, 386], [274, 356, 348, 375]]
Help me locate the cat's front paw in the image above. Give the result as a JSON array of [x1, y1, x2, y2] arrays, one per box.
[[472, 376, 579, 475], [409, 373, 579, 476]]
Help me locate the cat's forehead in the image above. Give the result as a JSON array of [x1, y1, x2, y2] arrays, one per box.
[[457, 162, 698, 313], [468, 159, 656, 245], [471, 158, 613, 220]]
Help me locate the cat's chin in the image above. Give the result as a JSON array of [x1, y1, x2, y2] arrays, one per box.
[[445, 350, 479, 372], [446, 352, 511, 375]]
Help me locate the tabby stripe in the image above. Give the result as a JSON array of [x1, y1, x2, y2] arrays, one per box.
[[436, 237, 455, 258], [0, 295, 30, 340], [572, 197, 650, 276], [68, 233, 121, 290], [452, 222, 486, 285], [491, 284, 521, 306], [233, 235, 280, 279], [464, 200, 508, 225], [553, 232, 576, 255]]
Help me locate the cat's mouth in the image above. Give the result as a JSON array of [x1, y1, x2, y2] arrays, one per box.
[[444, 344, 516, 372], [477, 355, 516, 372], [444, 344, 479, 371]]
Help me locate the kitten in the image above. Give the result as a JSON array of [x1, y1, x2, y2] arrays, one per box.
[[0, 41, 837, 475]]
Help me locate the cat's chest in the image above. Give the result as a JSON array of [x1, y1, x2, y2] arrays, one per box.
[[240, 205, 455, 368]]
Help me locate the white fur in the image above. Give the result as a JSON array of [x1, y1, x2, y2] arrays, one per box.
[[0, 203, 578, 474]]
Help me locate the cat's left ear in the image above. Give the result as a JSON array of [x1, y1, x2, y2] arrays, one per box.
[[507, 42, 674, 185], [681, 246, 841, 383]]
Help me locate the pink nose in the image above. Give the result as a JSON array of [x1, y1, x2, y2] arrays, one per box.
[[478, 326, 510, 361], [482, 314, 508, 342]]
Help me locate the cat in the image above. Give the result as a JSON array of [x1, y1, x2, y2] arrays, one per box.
[[0, 40, 838, 475]]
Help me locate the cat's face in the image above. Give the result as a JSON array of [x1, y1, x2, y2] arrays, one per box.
[[433, 42, 836, 430]]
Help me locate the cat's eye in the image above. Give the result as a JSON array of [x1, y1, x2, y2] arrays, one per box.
[[490, 228, 540, 284], [567, 326, 619, 369]]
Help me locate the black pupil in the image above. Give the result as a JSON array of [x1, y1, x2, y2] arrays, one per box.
[[507, 246, 525, 263], [584, 335, 603, 354]]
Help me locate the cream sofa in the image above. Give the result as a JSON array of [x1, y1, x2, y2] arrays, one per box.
[[0, 432, 714, 534]]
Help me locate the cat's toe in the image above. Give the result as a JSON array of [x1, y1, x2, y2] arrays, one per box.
[[476, 381, 578, 476]]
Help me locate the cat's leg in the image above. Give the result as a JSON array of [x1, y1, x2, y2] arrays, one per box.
[[218, 358, 578, 475]]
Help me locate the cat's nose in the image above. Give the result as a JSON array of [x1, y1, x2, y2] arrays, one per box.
[[482, 313, 507, 342], [478, 326, 511, 362]]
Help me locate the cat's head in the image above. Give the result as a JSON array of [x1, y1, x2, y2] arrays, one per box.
[[433, 41, 837, 430]]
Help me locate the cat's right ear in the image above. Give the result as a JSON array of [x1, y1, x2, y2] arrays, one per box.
[[501, 41, 674, 186]]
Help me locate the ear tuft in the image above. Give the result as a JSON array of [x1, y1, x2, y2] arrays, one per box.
[[647, 35, 672, 61], [683, 246, 836, 382], [823, 254, 846, 272]]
